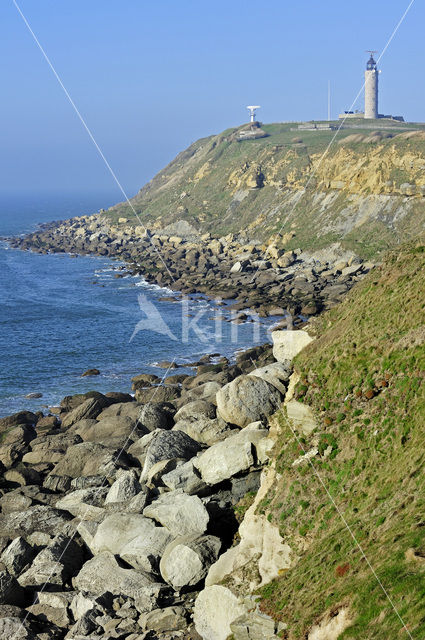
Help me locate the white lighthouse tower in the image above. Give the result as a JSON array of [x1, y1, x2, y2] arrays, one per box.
[[364, 51, 378, 119]]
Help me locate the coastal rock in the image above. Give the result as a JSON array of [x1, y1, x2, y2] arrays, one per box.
[[216, 375, 282, 427], [1, 537, 35, 576], [81, 368, 100, 376], [139, 402, 175, 431], [104, 469, 141, 504], [193, 585, 245, 640], [0, 505, 71, 538], [131, 373, 160, 390], [143, 491, 209, 537], [72, 415, 146, 446], [173, 415, 234, 446], [0, 411, 37, 430], [162, 459, 207, 495], [73, 551, 154, 597], [0, 572, 26, 606], [193, 423, 269, 485], [96, 401, 141, 421], [248, 362, 292, 395], [120, 527, 173, 575], [139, 606, 188, 633], [0, 491, 33, 514], [22, 433, 83, 465], [50, 442, 129, 478], [55, 487, 108, 520], [173, 400, 216, 421], [0, 619, 36, 640], [272, 329, 314, 363], [140, 430, 202, 482], [61, 396, 111, 428], [90, 513, 163, 556], [286, 399, 317, 436], [160, 535, 221, 590], [18, 534, 84, 589]]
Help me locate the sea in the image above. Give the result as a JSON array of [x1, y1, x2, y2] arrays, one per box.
[[0, 192, 282, 418]]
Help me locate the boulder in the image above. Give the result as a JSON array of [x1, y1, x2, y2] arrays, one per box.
[[18, 534, 84, 588], [160, 535, 221, 590], [55, 488, 108, 520], [131, 373, 160, 390], [73, 415, 145, 445], [216, 376, 282, 427], [193, 423, 269, 485], [96, 402, 142, 421], [272, 329, 314, 363], [143, 491, 209, 537], [138, 403, 175, 431], [0, 617, 36, 639], [104, 391, 134, 403], [0, 425, 35, 446], [0, 572, 26, 606], [3, 467, 41, 487], [50, 442, 129, 478], [89, 513, 164, 557], [140, 430, 202, 482], [193, 585, 245, 640], [139, 606, 188, 632], [120, 527, 173, 575], [286, 400, 317, 436], [61, 396, 111, 428], [0, 411, 37, 430], [0, 492, 33, 515], [162, 460, 207, 495], [173, 413, 235, 446], [248, 362, 292, 395], [1, 537, 35, 575], [0, 506, 71, 538], [22, 433, 83, 465], [26, 603, 70, 628], [133, 583, 173, 615], [81, 368, 100, 377], [173, 400, 216, 422], [104, 469, 141, 504], [73, 551, 154, 597]]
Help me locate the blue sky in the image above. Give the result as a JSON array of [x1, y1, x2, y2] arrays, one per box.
[[0, 0, 422, 198]]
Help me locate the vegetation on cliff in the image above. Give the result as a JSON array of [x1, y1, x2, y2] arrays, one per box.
[[107, 123, 425, 259], [258, 240, 425, 638]]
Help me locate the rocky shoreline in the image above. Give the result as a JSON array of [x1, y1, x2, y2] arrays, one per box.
[[0, 215, 375, 639], [6, 214, 374, 318], [0, 328, 313, 640]]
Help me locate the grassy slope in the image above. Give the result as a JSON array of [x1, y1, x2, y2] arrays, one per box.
[[257, 241, 425, 638], [105, 122, 425, 259]]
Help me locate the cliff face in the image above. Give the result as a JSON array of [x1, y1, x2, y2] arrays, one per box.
[[107, 124, 425, 259]]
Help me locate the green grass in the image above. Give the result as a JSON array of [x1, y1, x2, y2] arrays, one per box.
[[256, 241, 425, 639]]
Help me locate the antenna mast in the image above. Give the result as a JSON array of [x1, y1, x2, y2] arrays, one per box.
[[246, 106, 261, 123], [328, 80, 331, 121]]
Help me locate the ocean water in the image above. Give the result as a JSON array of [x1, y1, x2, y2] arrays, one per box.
[[0, 193, 281, 417]]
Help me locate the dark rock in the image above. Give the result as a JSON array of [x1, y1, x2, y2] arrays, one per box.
[[140, 430, 203, 482], [1, 537, 36, 576], [139, 403, 175, 431], [81, 368, 100, 377], [61, 396, 112, 428], [0, 506, 72, 538], [0, 571, 26, 606], [104, 391, 134, 403], [18, 534, 84, 589], [0, 411, 38, 430]]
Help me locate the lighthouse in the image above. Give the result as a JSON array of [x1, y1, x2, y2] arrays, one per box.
[[364, 51, 378, 119]]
